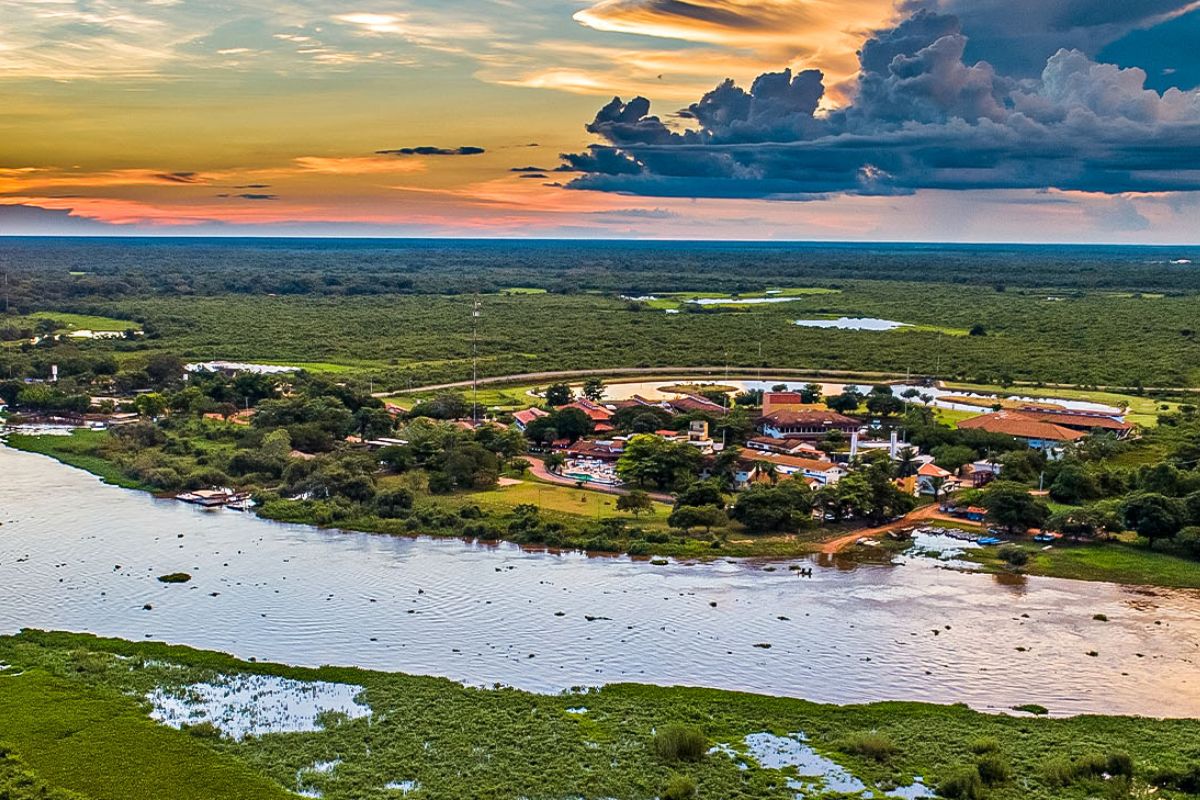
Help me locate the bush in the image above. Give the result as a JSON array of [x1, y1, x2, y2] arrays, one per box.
[[841, 731, 898, 762], [996, 543, 1029, 567], [374, 487, 414, 518], [654, 725, 706, 763], [157, 572, 192, 584], [1106, 751, 1134, 778], [937, 767, 984, 799], [1041, 756, 1077, 787], [969, 737, 1000, 755], [1152, 764, 1200, 793], [661, 774, 696, 800], [976, 754, 1012, 786]]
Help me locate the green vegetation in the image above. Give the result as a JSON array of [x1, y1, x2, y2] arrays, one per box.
[[4, 430, 149, 490], [25, 311, 141, 333], [0, 659, 296, 800], [3, 630, 1200, 800], [968, 539, 1200, 588]]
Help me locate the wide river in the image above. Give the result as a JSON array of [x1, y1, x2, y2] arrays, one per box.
[[2, 444, 1198, 717]]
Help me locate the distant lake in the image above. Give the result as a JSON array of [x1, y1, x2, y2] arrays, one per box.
[[2, 444, 1195, 717], [794, 317, 908, 330]]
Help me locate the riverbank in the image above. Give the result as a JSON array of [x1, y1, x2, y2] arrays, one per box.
[[2, 630, 1199, 800], [965, 540, 1200, 590], [1, 430, 832, 561], [10, 430, 1200, 587]]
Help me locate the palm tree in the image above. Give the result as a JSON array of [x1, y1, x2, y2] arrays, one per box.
[[929, 475, 947, 502], [897, 446, 918, 478], [544, 451, 567, 474], [756, 460, 779, 485]]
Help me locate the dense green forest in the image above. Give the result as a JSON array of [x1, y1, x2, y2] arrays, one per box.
[[3, 238, 1200, 389], [4, 282, 1200, 389]]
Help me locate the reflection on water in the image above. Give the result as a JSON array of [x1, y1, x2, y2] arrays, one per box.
[[2, 445, 1198, 717], [794, 317, 908, 330]]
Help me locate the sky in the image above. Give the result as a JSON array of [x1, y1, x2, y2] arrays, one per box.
[[2, 0, 1200, 242]]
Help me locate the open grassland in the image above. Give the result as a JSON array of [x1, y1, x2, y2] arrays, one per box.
[[2, 631, 1200, 800], [0, 666, 296, 800], [25, 311, 140, 332], [41, 281, 1199, 391], [457, 478, 673, 525]]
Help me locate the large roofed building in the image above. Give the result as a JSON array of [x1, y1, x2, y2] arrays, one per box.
[[957, 410, 1088, 456], [759, 409, 861, 440]]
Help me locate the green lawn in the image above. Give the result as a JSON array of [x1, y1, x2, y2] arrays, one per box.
[[26, 311, 140, 332], [969, 540, 1200, 589], [465, 478, 673, 523]]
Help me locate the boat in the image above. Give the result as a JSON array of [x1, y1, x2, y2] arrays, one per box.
[[976, 536, 1003, 546]]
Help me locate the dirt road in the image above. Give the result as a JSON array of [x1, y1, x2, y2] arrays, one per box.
[[820, 504, 980, 554]]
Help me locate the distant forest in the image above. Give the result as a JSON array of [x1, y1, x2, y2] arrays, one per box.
[[3, 237, 1200, 307]]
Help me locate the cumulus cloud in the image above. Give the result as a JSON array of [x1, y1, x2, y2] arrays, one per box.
[[562, 10, 1200, 198], [902, 0, 1199, 78], [376, 146, 486, 156]]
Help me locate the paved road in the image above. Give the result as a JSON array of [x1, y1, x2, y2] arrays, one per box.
[[820, 503, 980, 554], [376, 367, 1200, 399]]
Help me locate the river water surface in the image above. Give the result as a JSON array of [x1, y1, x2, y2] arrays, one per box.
[[2, 444, 1197, 717]]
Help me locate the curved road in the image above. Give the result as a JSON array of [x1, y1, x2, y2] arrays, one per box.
[[376, 367, 1200, 399], [820, 504, 980, 554]]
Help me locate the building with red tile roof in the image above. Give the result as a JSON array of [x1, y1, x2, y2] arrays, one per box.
[[759, 409, 861, 439], [512, 406, 549, 431]]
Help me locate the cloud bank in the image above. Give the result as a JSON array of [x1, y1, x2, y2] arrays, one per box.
[[562, 9, 1200, 198]]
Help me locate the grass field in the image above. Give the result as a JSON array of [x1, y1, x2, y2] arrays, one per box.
[[0, 668, 296, 800], [3, 630, 1200, 800], [465, 478, 673, 524], [968, 540, 1200, 589], [26, 311, 140, 332]]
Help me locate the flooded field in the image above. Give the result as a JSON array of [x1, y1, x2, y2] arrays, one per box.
[[2, 445, 1197, 717]]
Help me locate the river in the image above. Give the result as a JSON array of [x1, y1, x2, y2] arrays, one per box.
[[1, 444, 1197, 717]]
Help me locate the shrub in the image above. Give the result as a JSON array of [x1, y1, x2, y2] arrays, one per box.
[[1041, 756, 1077, 787], [1106, 752, 1134, 778], [842, 731, 898, 762], [997, 543, 1029, 567], [654, 725, 706, 763], [157, 572, 192, 584], [976, 754, 1012, 786], [374, 487, 414, 518], [969, 737, 1000, 755], [661, 774, 697, 800], [937, 767, 984, 799], [1152, 764, 1200, 793]]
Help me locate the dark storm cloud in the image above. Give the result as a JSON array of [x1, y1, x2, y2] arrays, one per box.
[[562, 10, 1200, 199], [376, 146, 486, 156], [900, 0, 1197, 77]]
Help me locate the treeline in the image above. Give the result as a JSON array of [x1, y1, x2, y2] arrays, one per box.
[[5, 239, 1200, 309]]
